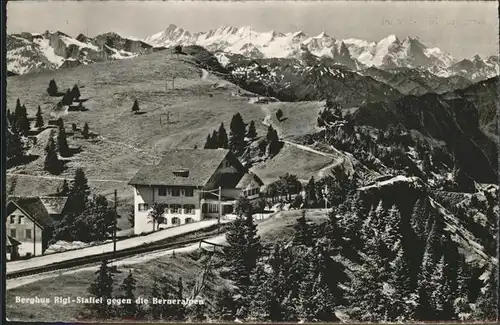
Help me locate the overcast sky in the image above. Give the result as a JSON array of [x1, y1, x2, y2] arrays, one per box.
[[7, 1, 499, 59]]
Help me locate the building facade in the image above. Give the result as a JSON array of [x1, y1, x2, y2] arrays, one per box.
[[129, 149, 264, 235], [6, 196, 68, 258]]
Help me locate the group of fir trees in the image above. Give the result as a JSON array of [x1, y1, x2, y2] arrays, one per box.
[[204, 123, 229, 149], [86, 260, 198, 321], [44, 118, 72, 174], [203, 114, 258, 152], [48, 79, 82, 105], [52, 168, 117, 243], [265, 173, 302, 203], [265, 125, 280, 156], [86, 260, 144, 319], [7, 98, 33, 164]]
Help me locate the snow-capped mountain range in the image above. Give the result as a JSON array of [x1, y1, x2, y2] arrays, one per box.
[[144, 24, 498, 81], [7, 30, 155, 75], [7, 24, 499, 82]]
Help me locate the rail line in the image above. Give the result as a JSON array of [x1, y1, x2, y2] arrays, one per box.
[[6, 225, 226, 280]]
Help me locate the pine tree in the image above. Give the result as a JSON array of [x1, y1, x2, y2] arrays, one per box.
[[266, 125, 280, 156], [57, 126, 70, 157], [203, 134, 211, 149], [7, 109, 15, 127], [473, 266, 498, 322], [87, 259, 114, 318], [132, 99, 140, 113], [247, 120, 257, 139], [82, 122, 90, 139], [44, 133, 62, 175], [62, 88, 73, 106], [35, 105, 44, 129], [305, 176, 317, 207], [14, 99, 30, 135], [172, 277, 186, 320], [119, 270, 139, 318], [150, 278, 162, 319], [71, 84, 81, 100], [58, 179, 70, 196], [217, 123, 228, 149], [47, 79, 59, 96], [229, 113, 246, 154], [7, 125, 26, 163], [159, 276, 177, 320], [430, 255, 454, 320], [276, 108, 284, 121], [68, 168, 91, 215], [293, 210, 313, 247], [213, 288, 236, 321]]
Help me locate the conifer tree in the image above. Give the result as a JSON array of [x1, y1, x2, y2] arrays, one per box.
[[305, 176, 317, 207], [213, 288, 236, 321], [293, 210, 313, 247], [87, 259, 114, 318], [229, 113, 246, 154], [44, 133, 62, 175], [7, 109, 15, 127], [266, 125, 280, 156], [58, 179, 70, 196], [57, 118, 70, 157], [276, 109, 284, 121], [71, 84, 81, 100], [119, 270, 139, 318], [7, 125, 26, 163], [203, 134, 212, 149], [62, 88, 73, 106], [35, 106, 44, 129], [247, 120, 257, 139], [68, 168, 91, 215], [14, 100, 30, 135], [132, 99, 140, 113], [430, 255, 454, 320], [217, 123, 228, 149], [172, 277, 186, 320], [150, 278, 162, 319], [47, 79, 59, 96], [159, 275, 176, 320], [82, 122, 90, 139], [473, 266, 498, 322]]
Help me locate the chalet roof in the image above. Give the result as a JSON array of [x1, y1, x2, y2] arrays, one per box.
[[7, 197, 56, 229], [39, 196, 69, 215], [6, 235, 21, 247], [236, 172, 264, 189], [129, 149, 231, 187]]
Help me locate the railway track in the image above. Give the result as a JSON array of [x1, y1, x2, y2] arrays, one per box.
[[7, 225, 226, 280]]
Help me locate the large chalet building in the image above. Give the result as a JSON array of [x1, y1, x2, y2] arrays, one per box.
[[128, 149, 264, 235]]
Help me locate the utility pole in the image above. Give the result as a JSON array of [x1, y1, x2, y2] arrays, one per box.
[[113, 189, 117, 259], [324, 184, 328, 210], [218, 186, 222, 233]]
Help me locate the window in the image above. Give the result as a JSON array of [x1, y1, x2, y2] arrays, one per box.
[[184, 204, 195, 214], [18, 216, 23, 224], [138, 203, 149, 211], [208, 203, 219, 213], [185, 218, 194, 224], [184, 188, 194, 197], [158, 187, 167, 196], [10, 229, 16, 238], [10, 216, 15, 224], [172, 217, 180, 225], [170, 204, 181, 214], [171, 188, 180, 197], [26, 229, 32, 239]]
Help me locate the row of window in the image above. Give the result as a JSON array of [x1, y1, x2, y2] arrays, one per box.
[[9, 215, 24, 224], [162, 217, 195, 225], [157, 187, 194, 197], [138, 203, 196, 214], [243, 188, 260, 197], [10, 229, 32, 239]]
